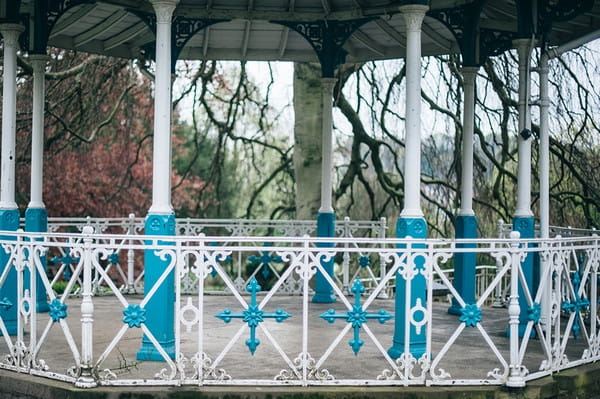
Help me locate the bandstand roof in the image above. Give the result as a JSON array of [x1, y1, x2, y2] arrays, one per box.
[[10, 1, 600, 66]]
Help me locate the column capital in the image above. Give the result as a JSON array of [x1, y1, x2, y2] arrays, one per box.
[[150, 0, 180, 23], [0, 24, 24, 47], [321, 77, 338, 90], [29, 54, 50, 71], [512, 38, 533, 58], [461, 66, 479, 78], [400, 4, 428, 32], [321, 78, 338, 94]]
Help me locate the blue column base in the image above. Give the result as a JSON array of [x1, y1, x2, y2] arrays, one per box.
[[388, 217, 427, 360], [0, 209, 20, 336], [508, 216, 536, 339], [25, 207, 49, 313], [137, 339, 176, 361], [137, 213, 176, 361], [448, 215, 478, 316], [312, 212, 336, 303]]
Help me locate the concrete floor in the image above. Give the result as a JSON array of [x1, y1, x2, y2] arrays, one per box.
[[0, 293, 591, 388]]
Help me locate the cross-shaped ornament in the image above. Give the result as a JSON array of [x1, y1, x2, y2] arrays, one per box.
[[320, 279, 393, 355], [215, 277, 291, 355], [248, 244, 282, 279]]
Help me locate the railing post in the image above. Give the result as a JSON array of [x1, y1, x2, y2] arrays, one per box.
[[591, 235, 598, 344], [506, 231, 526, 388], [492, 250, 505, 307], [76, 225, 96, 388], [342, 216, 350, 294], [125, 213, 136, 294], [378, 217, 389, 299]]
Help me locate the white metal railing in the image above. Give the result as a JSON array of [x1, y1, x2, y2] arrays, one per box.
[[433, 264, 510, 307], [497, 220, 598, 238], [0, 229, 598, 388], [35, 216, 388, 296]]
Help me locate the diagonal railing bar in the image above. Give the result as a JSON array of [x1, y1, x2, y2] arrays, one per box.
[[1, 230, 600, 387], [33, 246, 82, 371]]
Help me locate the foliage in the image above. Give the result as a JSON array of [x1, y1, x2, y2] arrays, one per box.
[[14, 50, 210, 217], [329, 46, 600, 237], [172, 60, 294, 219], [10, 42, 600, 237]]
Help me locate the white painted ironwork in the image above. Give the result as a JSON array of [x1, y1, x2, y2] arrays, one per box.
[[497, 220, 598, 238], [0, 228, 598, 388], [36, 216, 386, 296]]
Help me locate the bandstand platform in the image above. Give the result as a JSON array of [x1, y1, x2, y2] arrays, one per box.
[[0, 296, 599, 399]]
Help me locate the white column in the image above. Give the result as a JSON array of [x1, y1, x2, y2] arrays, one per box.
[[319, 78, 336, 214], [29, 55, 49, 209], [148, 0, 179, 214], [459, 67, 478, 217], [0, 24, 25, 210], [539, 53, 550, 238], [400, 4, 428, 219], [514, 39, 534, 219], [539, 51, 551, 334]]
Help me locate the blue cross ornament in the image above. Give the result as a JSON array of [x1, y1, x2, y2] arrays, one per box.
[[320, 279, 393, 355], [248, 243, 282, 279], [562, 271, 590, 339], [215, 277, 291, 355], [50, 249, 80, 280]]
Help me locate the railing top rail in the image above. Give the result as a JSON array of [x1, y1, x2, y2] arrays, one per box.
[[2, 229, 598, 248], [497, 220, 598, 237]]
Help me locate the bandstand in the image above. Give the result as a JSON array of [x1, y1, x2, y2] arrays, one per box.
[[0, 0, 600, 393]]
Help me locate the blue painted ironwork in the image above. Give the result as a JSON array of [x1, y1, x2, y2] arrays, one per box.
[[172, 16, 228, 62], [50, 250, 80, 281], [48, 298, 67, 322], [123, 304, 147, 328], [0, 208, 20, 336], [126, 9, 227, 71], [0, 298, 12, 310], [449, 215, 478, 316], [512, 216, 536, 338], [528, 302, 542, 324], [359, 255, 370, 268], [312, 212, 336, 303], [137, 213, 176, 361], [320, 279, 392, 355], [272, 18, 373, 77], [25, 207, 49, 312], [389, 217, 428, 359], [215, 277, 291, 355], [428, 1, 485, 66], [459, 303, 482, 328], [108, 252, 119, 265], [248, 243, 282, 280], [562, 271, 590, 339]]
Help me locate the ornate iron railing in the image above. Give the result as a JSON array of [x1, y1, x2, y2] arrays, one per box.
[[0, 229, 598, 388], [37, 216, 388, 296], [497, 220, 598, 238]]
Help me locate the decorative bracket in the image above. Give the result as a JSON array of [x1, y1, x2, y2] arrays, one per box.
[[479, 28, 515, 62], [429, 1, 496, 66], [272, 18, 373, 78], [128, 9, 228, 71], [540, 0, 595, 40]]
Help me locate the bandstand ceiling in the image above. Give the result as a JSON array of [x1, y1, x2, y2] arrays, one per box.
[[12, 1, 600, 65]]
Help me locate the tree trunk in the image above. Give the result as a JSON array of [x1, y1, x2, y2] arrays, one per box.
[[293, 62, 323, 220]]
